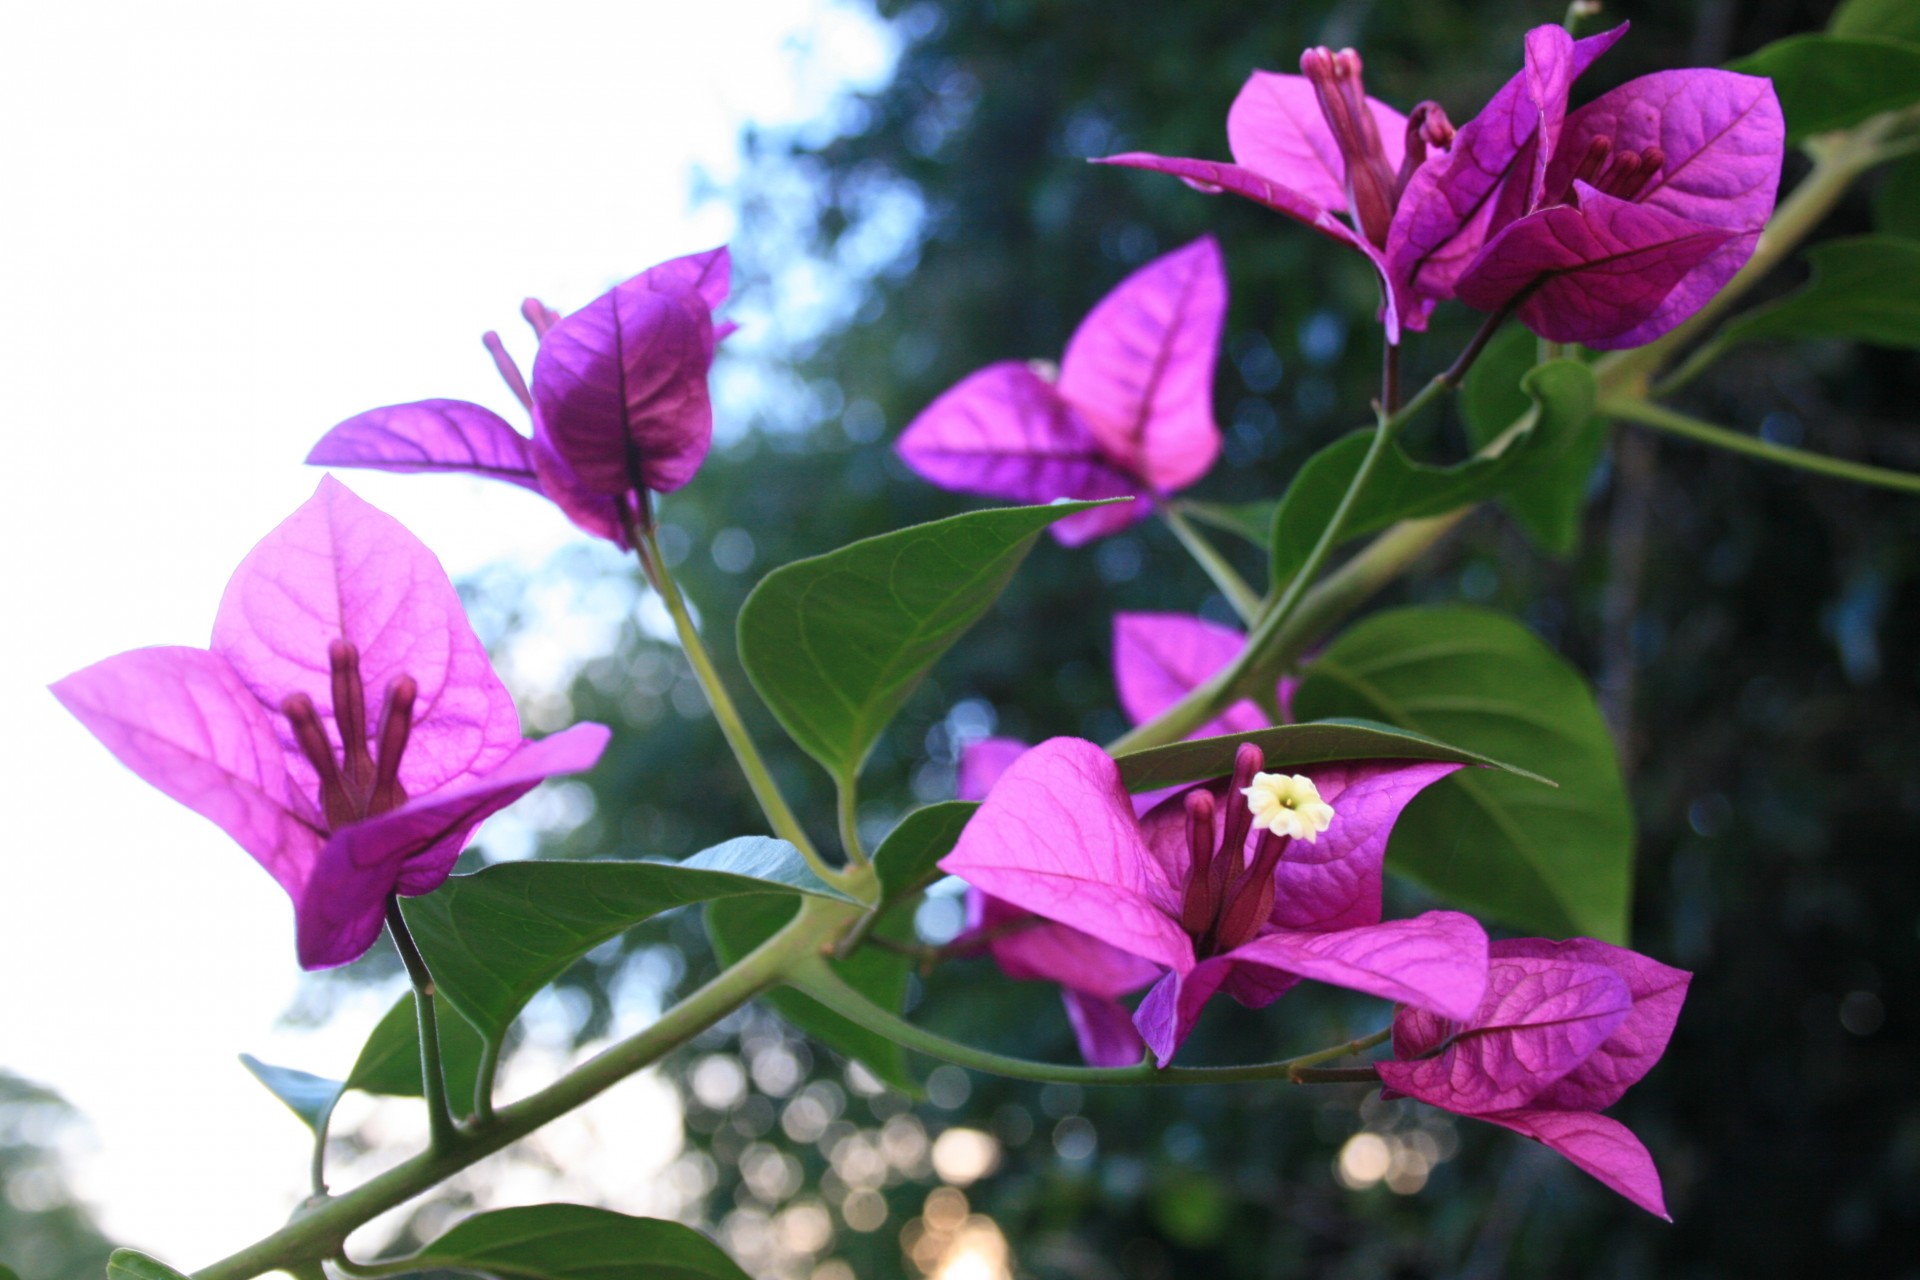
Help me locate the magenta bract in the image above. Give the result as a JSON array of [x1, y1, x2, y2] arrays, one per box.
[[1393, 24, 1783, 347], [308, 248, 730, 546], [52, 478, 610, 969], [895, 237, 1226, 545], [1098, 50, 1455, 342], [941, 737, 1485, 1065], [1377, 937, 1691, 1217]]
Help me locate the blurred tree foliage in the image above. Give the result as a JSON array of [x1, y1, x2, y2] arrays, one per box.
[[360, 0, 1920, 1275], [0, 1073, 115, 1280]]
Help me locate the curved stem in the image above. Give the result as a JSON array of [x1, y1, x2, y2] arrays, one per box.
[[836, 778, 868, 868], [1160, 506, 1261, 623], [472, 1037, 500, 1127], [191, 895, 860, 1280], [1110, 375, 1450, 754], [1603, 398, 1920, 494], [789, 959, 1387, 1085], [385, 897, 458, 1155], [623, 512, 847, 891]]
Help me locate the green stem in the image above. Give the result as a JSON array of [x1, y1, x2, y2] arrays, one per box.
[[472, 1038, 500, 1127], [624, 513, 848, 890], [192, 896, 860, 1280], [1161, 506, 1261, 624], [1109, 375, 1449, 754], [790, 960, 1386, 1085], [836, 778, 868, 868], [1603, 397, 1920, 494], [385, 897, 458, 1155]]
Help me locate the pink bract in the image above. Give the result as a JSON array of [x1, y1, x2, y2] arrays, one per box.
[[895, 237, 1226, 545], [52, 477, 610, 969], [1378, 937, 1691, 1217], [941, 737, 1485, 1065], [308, 247, 731, 546], [1393, 23, 1782, 348]]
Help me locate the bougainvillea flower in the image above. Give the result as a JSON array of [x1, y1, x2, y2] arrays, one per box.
[[942, 737, 1486, 1065], [52, 478, 610, 969], [895, 237, 1225, 545], [1390, 24, 1782, 348], [308, 248, 730, 546], [952, 737, 1158, 1066], [1097, 50, 1457, 341], [1113, 611, 1295, 734], [1377, 937, 1690, 1217]]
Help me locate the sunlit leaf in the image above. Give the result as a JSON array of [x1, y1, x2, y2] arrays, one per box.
[[400, 839, 851, 1046], [238, 1054, 343, 1135], [107, 1253, 189, 1280], [1113, 718, 1548, 792], [739, 502, 1113, 784], [1295, 606, 1633, 941], [389, 1203, 750, 1280]]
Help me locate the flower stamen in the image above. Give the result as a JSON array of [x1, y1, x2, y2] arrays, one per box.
[[1301, 47, 1400, 247]]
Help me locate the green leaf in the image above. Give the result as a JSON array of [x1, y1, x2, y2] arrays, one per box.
[[1463, 343, 1608, 554], [1179, 499, 1278, 547], [739, 502, 1113, 784], [1113, 718, 1549, 793], [1293, 606, 1633, 942], [1874, 156, 1920, 240], [343, 990, 488, 1119], [1830, 0, 1920, 44], [1268, 360, 1595, 588], [400, 839, 854, 1046], [1722, 236, 1920, 350], [708, 894, 920, 1095], [106, 1253, 189, 1280], [2, 1266, 19, 1280], [390, 1203, 750, 1280], [238, 1054, 343, 1135], [1729, 36, 1920, 143], [874, 801, 979, 902]]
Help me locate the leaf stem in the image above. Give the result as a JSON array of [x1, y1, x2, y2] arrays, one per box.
[[1160, 505, 1261, 623], [790, 959, 1387, 1085], [1602, 397, 1920, 494], [836, 779, 868, 868], [191, 895, 862, 1280], [623, 510, 849, 890], [1109, 375, 1450, 753], [385, 896, 458, 1155]]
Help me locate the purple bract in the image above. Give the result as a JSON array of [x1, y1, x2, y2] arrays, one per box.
[[308, 248, 730, 546], [895, 237, 1226, 545], [1391, 24, 1783, 347], [942, 737, 1486, 1065], [52, 477, 610, 969], [1378, 936, 1691, 1217]]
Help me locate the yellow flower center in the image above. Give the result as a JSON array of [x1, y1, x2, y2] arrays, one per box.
[[1240, 772, 1335, 843]]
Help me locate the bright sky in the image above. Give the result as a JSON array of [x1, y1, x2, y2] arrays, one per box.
[[0, 0, 893, 1263]]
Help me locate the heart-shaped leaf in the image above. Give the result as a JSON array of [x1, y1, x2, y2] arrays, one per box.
[[707, 895, 920, 1095], [1461, 333, 1607, 554], [401, 838, 856, 1046], [1269, 361, 1596, 588], [874, 801, 979, 903], [1730, 36, 1920, 143], [386, 1203, 749, 1280], [1294, 606, 1633, 941], [1113, 718, 1549, 792], [1722, 236, 1920, 350], [739, 502, 1114, 784]]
